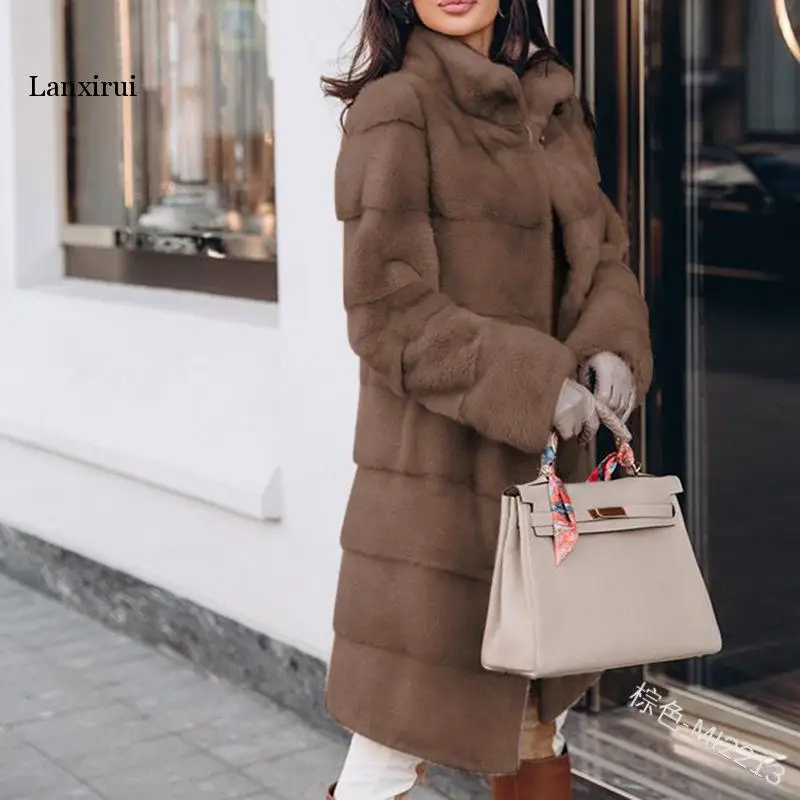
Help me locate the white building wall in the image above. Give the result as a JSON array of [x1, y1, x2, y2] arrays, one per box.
[[0, 0, 62, 288], [0, 1, 548, 663], [269, 0, 362, 654]]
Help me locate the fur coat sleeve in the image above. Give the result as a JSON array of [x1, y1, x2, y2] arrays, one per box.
[[336, 80, 577, 455], [563, 103, 653, 403]]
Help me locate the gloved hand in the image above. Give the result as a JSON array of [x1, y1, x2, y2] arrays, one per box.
[[553, 378, 599, 443], [579, 352, 636, 422]]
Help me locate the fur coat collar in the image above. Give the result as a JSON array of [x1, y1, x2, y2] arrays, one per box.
[[403, 25, 576, 139]]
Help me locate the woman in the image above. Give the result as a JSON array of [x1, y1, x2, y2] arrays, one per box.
[[321, 1, 652, 798]]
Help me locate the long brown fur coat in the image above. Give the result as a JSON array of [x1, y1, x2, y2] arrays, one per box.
[[325, 25, 652, 775]]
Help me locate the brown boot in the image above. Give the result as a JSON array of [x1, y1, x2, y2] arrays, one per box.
[[492, 749, 573, 800], [496, 687, 573, 799], [327, 761, 427, 800]]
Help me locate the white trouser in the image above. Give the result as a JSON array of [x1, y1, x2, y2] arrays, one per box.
[[336, 711, 569, 800]]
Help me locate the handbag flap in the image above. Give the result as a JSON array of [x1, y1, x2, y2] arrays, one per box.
[[513, 474, 683, 538]]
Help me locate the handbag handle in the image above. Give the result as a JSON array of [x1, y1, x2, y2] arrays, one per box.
[[539, 402, 639, 564], [594, 400, 632, 444], [588, 402, 640, 480], [540, 401, 637, 479]]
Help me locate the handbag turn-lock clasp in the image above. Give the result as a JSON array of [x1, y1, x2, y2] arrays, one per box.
[[588, 506, 628, 520]]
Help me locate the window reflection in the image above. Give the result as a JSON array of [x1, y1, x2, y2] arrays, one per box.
[[689, 144, 800, 280], [63, 0, 276, 267], [653, 0, 800, 729], [775, 0, 800, 63]]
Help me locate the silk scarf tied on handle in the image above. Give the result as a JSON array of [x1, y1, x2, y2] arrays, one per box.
[[540, 406, 639, 565]]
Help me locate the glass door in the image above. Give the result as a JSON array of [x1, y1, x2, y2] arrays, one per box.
[[646, 0, 800, 729], [558, 0, 800, 739]]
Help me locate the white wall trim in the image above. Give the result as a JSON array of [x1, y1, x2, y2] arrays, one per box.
[[0, 281, 282, 519]]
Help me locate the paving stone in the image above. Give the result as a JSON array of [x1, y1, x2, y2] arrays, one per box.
[[11, 701, 142, 741], [132, 686, 281, 732], [203, 724, 337, 768], [0, 641, 41, 669], [0, 579, 28, 598], [60, 733, 199, 780], [0, 595, 59, 618], [181, 704, 335, 767], [0, 682, 110, 726], [4, 613, 93, 645], [237, 795, 283, 800], [22, 787, 103, 800], [0, 743, 91, 797], [36, 630, 153, 669], [244, 742, 347, 800], [85, 752, 250, 800], [134, 771, 263, 800], [44, 714, 193, 759], [0, 741, 54, 775], [0, 726, 24, 749], [93, 656, 217, 701], [178, 706, 290, 750]]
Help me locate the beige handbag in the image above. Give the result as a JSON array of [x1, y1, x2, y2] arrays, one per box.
[[481, 404, 722, 680]]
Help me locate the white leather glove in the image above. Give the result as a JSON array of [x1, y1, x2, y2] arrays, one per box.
[[553, 378, 599, 443], [579, 352, 636, 422]]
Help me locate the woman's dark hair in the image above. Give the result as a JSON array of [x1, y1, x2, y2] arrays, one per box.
[[321, 0, 594, 132]]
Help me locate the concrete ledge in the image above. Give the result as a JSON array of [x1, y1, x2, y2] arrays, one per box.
[[0, 283, 282, 519]]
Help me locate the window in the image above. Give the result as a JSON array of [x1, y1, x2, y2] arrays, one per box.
[[62, 0, 277, 301]]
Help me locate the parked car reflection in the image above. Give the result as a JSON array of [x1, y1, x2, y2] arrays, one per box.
[[688, 144, 800, 282]]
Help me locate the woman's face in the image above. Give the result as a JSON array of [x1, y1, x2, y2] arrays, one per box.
[[412, 0, 500, 40]]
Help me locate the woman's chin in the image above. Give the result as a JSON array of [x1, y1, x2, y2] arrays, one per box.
[[421, 6, 495, 38]]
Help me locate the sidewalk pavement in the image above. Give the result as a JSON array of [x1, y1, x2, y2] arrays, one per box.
[[0, 573, 445, 800], [0, 571, 632, 800]]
